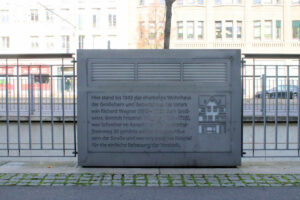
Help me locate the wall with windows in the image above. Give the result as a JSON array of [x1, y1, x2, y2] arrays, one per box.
[[167, 0, 300, 53], [0, 0, 130, 54]]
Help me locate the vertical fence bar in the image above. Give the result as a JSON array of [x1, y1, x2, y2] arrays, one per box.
[[72, 58, 77, 156], [5, 58, 9, 156], [263, 66, 267, 150], [275, 65, 278, 149], [241, 59, 244, 156], [61, 58, 65, 156], [51, 65, 54, 149], [16, 58, 21, 156], [39, 65, 43, 149], [252, 62, 256, 155], [298, 60, 300, 156], [28, 72, 32, 149], [287, 65, 290, 149]]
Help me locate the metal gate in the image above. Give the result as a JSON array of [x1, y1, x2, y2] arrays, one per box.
[[0, 54, 77, 157], [242, 54, 300, 157]]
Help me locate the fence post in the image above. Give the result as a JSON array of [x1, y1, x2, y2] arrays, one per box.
[[30, 74, 35, 114], [261, 74, 267, 113]]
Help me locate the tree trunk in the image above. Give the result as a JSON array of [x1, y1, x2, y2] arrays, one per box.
[[164, 0, 175, 49]]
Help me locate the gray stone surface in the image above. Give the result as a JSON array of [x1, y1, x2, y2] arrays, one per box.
[[77, 49, 241, 167]]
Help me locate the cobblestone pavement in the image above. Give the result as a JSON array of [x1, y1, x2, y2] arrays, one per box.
[[0, 173, 300, 187]]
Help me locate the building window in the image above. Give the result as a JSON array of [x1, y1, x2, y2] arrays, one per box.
[[46, 10, 54, 22], [264, 20, 272, 39], [149, 21, 156, 39], [263, 0, 272, 3], [187, 0, 195, 4], [78, 9, 85, 30], [177, 0, 183, 5], [0, 36, 9, 48], [216, 0, 241, 4], [293, 0, 300, 4], [92, 35, 101, 48], [46, 36, 54, 49], [198, 0, 204, 3], [0, 10, 9, 23], [30, 9, 38, 22], [30, 36, 39, 48], [237, 21, 242, 39], [276, 20, 281, 39], [108, 14, 116, 27], [139, 21, 145, 39], [254, 20, 261, 39], [92, 9, 100, 28], [292, 20, 300, 39], [187, 21, 194, 39], [215, 21, 222, 39], [225, 21, 233, 38], [158, 21, 164, 38], [177, 21, 183, 39], [140, 0, 145, 5], [79, 35, 85, 49], [61, 35, 70, 50], [197, 21, 204, 39], [253, 0, 280, 4]]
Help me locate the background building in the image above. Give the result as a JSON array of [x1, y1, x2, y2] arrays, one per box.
[[134, 0, 300, 54], [0, 0, 300, 54], [0, 0, 130, 54]]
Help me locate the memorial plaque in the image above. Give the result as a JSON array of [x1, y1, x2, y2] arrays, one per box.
[[77, 50, 241, 167]]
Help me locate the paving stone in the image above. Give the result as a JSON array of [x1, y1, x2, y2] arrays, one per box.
[[28, 182, 40, 186], [124, 175, 133, 179], [172, 180, 182, 184], [53, 180, 65, 183], [170, 175, 182, 179], [16, 183, 29, 186], [198, 184, 210, 187], [113, 175, 122, 179], [186, 183, 197, 187], [40, 183, 52, 186], [148, 181, 158, 184]]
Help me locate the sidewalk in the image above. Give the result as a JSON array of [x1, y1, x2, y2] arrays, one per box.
[[0, 160, 300, 187]]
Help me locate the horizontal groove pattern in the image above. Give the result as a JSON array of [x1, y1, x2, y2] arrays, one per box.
[[183, 63, 227, 83], [90, 64, 134, 81], [138, 64, 181, 81]]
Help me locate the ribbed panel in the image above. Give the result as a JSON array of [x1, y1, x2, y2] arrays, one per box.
[[138, 64, 181, 81], [183, 63, 227, 83], [90, 64, 134, 81]]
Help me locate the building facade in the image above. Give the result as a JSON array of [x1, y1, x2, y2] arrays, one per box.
[[0, 0, 129, 54], [0, 0, 300, 54], [134, 0, 300, 54]]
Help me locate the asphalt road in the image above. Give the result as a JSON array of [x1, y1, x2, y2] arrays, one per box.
[[1, 187, 300, 200]]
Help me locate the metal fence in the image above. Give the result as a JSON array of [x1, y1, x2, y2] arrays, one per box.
[[0, 54, 76, 157], [242, 54, 300, 157], [0, 53, 300, 158]]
